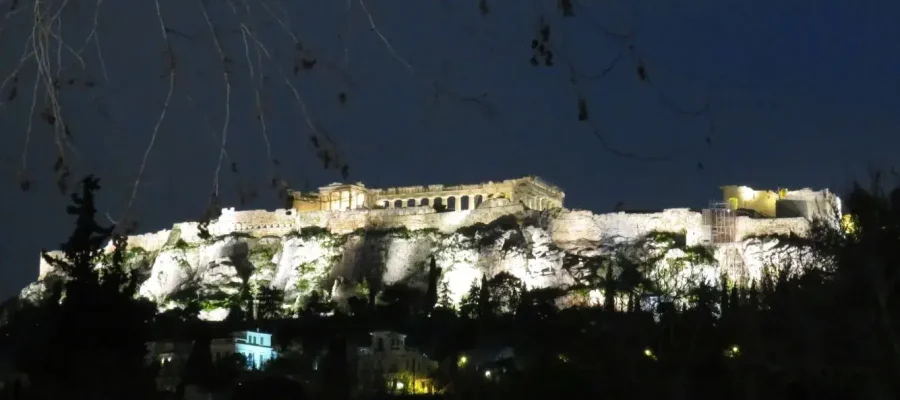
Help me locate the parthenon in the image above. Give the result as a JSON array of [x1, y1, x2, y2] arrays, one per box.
[[290, 176, 565, 213]]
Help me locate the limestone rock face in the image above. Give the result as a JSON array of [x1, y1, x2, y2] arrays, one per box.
[[25, 206, 822, 321]]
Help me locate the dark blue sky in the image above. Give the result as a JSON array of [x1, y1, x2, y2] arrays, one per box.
[[0, 0, 897, 299]]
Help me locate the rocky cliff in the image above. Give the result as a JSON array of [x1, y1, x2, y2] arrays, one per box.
[[22, 205, 818, 321]]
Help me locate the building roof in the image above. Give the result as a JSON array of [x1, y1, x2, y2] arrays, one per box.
[[370, 330, 407, 339]]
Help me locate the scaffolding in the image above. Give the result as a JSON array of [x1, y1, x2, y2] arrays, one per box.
[[702, 201, 737, 244]]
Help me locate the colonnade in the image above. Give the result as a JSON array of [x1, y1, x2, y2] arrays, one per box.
[[379, 194, 560, 211], [379, 194, 486, 211]]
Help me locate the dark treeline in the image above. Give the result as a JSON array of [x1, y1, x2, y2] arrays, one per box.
[[1, 176, 899, 400]]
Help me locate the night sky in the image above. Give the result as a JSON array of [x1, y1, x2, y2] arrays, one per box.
[[0, 0, 897, 299]]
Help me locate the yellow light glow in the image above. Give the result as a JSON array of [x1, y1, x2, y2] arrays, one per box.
[[643, 348, 657, 360], [412, 378, 433, 394], [738, 186, 756, 201], [395, 382, 404, 390], [725, 344, 741, 358], [841, 214, 857, 235], [484, 370, 491, 378], [457, 355, 468, 367], [727, 197, 739, 210]]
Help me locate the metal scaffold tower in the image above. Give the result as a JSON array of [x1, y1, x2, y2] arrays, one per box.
[[702, 201, 749, 283], [702, 201, 737, 244]]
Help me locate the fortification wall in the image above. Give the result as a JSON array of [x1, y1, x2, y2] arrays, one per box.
[[171, 222, 205, 244], [550, 208, 815, 247], [370, 204, 527, 233], [127, 230, 171, 253], [550, 208, 705, 245], [297, 209, 368, 233], [210, 208, 297, 237], [291, 204, 529, 234], [196, 203, 531, 238], [736, 217, 810, 240]]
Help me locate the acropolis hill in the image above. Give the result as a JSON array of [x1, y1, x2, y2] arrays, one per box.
[[26, 176, 841, 320]]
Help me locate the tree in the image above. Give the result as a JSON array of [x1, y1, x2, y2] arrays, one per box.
[[181, 337, 219, 391], [425, 256, 441, 311], [477, 274, 492, 319], [319, 334, 350, 400], [256, 286, 286, 320], [437, 281, 454, 310], [486, 272, 525, 314], [377, 283, 423, 320], [20, 176, 157, 399], [458, 279, 481, 319], [301, 291, 334, 317], [215, 352, 249, 383]]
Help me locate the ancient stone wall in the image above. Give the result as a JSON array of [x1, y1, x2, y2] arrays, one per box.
[[736, 216, 810, 240], [185, 202, 533, 239], [66, 204, 817, 265], [171, 222, 206, 244], [127, 230, 172, 253], [550, 208, 814, 248], [211, 208, 297, 237], [550, 209, 704, 246], [290, 204, 528, 234]]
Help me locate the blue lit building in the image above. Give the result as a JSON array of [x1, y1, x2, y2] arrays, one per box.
[[211, 330, 278, 370]]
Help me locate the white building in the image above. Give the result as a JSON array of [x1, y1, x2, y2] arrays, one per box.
[[356, 331, 437, 394], [210, 330, 278, 370]]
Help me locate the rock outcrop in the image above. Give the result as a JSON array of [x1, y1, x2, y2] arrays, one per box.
[[23, 205, 823, 321]]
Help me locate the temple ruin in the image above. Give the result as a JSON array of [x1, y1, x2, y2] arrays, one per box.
[[290, 176, 566, 213]]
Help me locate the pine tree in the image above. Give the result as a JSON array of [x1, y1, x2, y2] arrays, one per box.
[[29, 176, 157, 399], [180, 337, 218, 392], [477, 274, 492, 319], [458, 280, 481, 319], [437, 281, 453, 310], [321, 334, 350, 400], [729, 286, 740, 312], [719, 275, 730, 312], [602, 265, 616, 311], [747, 281, 760, 310], [425, 256, 441, 310], [257, 286, 285, 320]]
